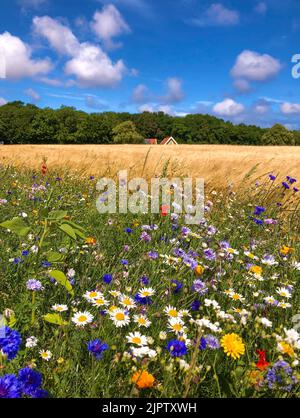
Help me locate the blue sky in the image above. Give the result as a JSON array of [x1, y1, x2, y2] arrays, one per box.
[[0, 0, 300, 128]]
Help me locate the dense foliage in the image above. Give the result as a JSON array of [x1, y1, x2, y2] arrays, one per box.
[[1, 101, 299, 145]]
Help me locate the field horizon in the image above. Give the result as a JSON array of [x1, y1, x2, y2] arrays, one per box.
[[2, 144, 300, 187]]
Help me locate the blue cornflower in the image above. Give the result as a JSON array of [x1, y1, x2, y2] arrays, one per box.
[[140, 276, 149, 285], [293, 187, 299, 193], [0, 375, 21, 398], [253, 218, 264, 225], [171, 280, 183, 294], [166, 340, 188, 357], [124, 228, 133, 234], [148, 251, 158, 260], [0, 326, 22, 361], [282, 182, 290, 190], [269, 174, 276, 181], [89, 176, 95, 180], [102, 274, 113, 285], [134, 293, 153, 305], [121, 259, 128, 266], [42, 261, 52, 268], [30, 388, 49, 398], [22, 250, 29, 256], [87, 339, 109, 360], [13, 257, 23, 264], [199, 337, 207, 351], [286, 176, 297, 184], [265, 361, 298, 392], [18, 367, 42, 396], [191, 299, 200, 311], [253, 206, 266, 216]]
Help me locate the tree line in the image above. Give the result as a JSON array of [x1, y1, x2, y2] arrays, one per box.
[[0, 101, 299, 145]]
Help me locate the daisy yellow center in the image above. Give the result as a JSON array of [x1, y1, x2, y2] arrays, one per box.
[[169, 310, 178, 317], [95, 299, 104, 305], [116, 313, 125, 321], [41, 353, 48, 358], [138, 318, 146, 324], [78, 315, 87, 322], [172, 323, 183, 331], [89, 292, 97, 298], [123, 298, 132, 306], [232, 294, 241, 300], [56, 307, 64, 311], [132, 337, 141, 344], [142, 291, 150, 296]]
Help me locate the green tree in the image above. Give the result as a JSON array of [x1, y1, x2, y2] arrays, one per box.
[[261, 124, 296, 145], [112, 121, 144, 144]]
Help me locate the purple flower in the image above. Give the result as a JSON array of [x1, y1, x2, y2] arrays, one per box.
[[0, 375, 21, 398], [121, 259, 128, 266], [148, 251, 158, 259], [204, 249, 216, 261], [140, 231, 151, 242], [205, 335, 220, 349], [269, 174, 276, 181], [125, 228, 132, 234], [134, 293, 153, 305], [26, 279, 44, 291], [140, 276, 149, 285], [287, 176, 297, 184], [266, 361, 298, 391], [192, 280, 209, 295], [87, 339, 109, 360], [166, 340, 188, 357], [199, 337, 207, 351]]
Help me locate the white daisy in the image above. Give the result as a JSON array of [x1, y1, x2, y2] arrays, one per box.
[[119, 295, 136, 310], [84, 290, 103, 302], [168, 317, 187, 335], [92, 297, 109, 307], [133, 315, 151, 328], [40, 350, 52, 361], [109, 290, 121, 298], [260, 317, 273, 328], [138, 287, 155, 298], [164, 305, 182, 318], [126, 332, 148, 346], [131, 346, 157, 359], [276, 287, 292, 299], [72, 311, 94, 327], [278, 302, 291, 309], [110, 309, 130, 327], [26, 336, 38, 348], [52, 304, 68, 312]]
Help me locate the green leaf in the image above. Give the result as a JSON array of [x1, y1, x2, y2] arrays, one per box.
[[8, 314, 16, 328], [0, 217, 30, 237], [43, 313, 69, 326], [59, 223, 77, 239], [48, 210, 68, 221], [49, 270, 74, 297], [64, 220, 86, 232], [47, 251, 64, 263]]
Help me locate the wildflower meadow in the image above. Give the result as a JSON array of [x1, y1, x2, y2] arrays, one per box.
[[0, 164, 300, 398]]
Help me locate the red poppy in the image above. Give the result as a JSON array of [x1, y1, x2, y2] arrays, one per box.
[[41, 162, 47, 176], [161, 204, 169, 217], [256, 349, 270, 371]]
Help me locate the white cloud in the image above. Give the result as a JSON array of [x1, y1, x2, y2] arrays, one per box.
[[91, 5, 130, 48], [191, 3, 240, 27], [254, 103, 269, 114], [64, 43, 126, 88], [255, 2, 267, 15], [231, 50, 282, 82], [161, 78, 185, 104], [280, 102, 300, 115], [38, 76, 63, 87], [33, 16, 80, 56], [158, 105, 173, 115], [0, 32, 51, 80], [0, 97, 7, 106], [33, 16, 127, 88], [139, 104, 154, 113], [233, 78, 251, 93], [85, 95, 108, 110], [25, 88, 40, 102], [213, 98, 244, 117], [132, 84, 150, 103]]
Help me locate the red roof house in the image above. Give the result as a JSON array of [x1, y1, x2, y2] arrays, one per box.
[[144, 138, 158, 145]]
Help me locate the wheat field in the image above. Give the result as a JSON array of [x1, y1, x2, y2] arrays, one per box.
[[1, 144, 300, 186]]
